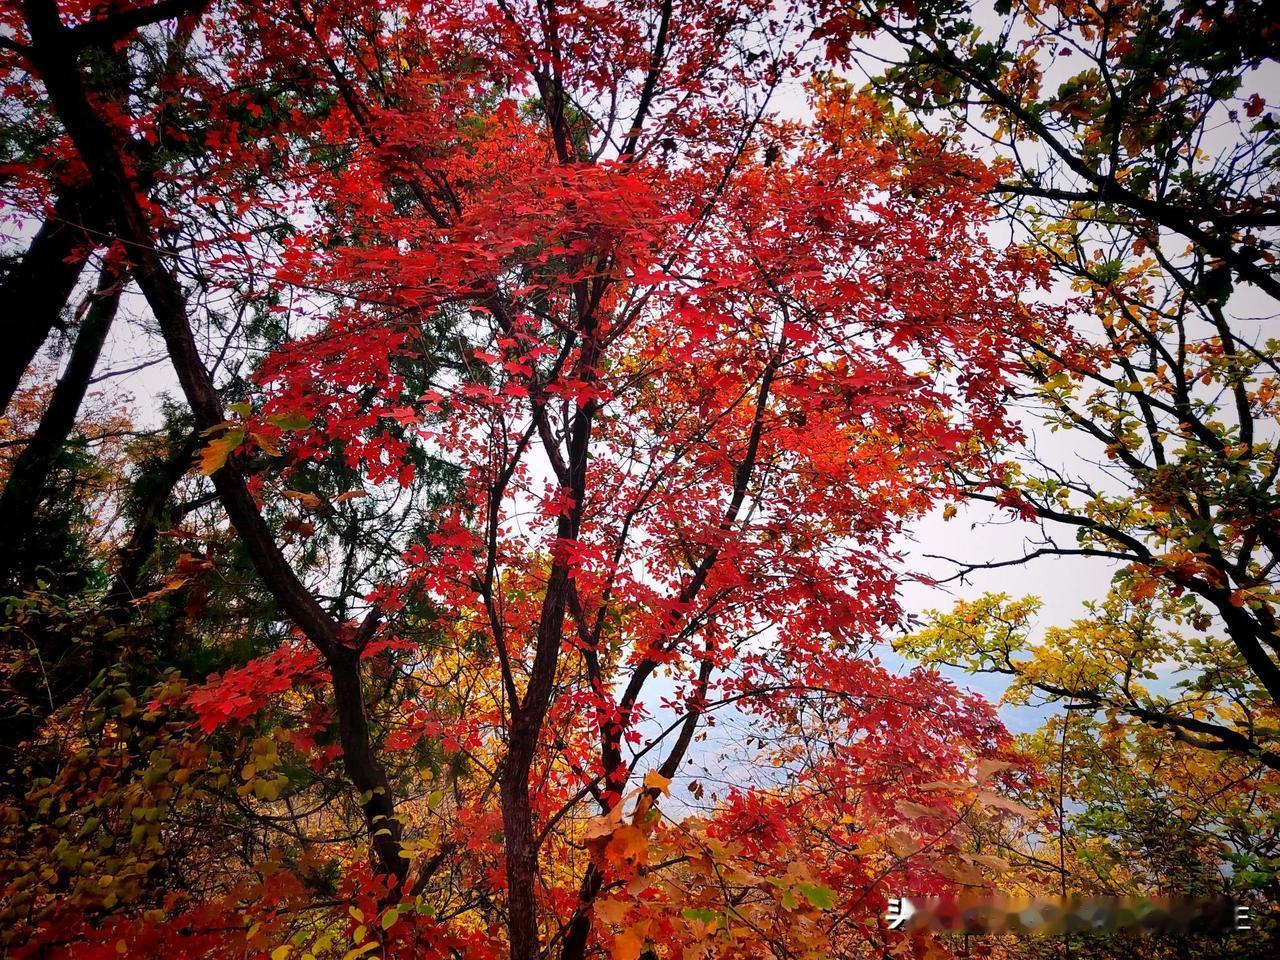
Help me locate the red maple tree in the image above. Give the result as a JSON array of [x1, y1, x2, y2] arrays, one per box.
[[3, 1, 1052, 956]]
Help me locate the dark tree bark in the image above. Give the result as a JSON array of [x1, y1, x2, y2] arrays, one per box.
[[329, 642, 411, 881], [0, 187, 97, 415], [0, 255, 124, 585], [500, 337, 597, 960]]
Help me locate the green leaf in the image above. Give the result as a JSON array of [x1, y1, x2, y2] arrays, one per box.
[[796, 882, 838, 911], [681, 907, 719, 924], [1094, 258, 1124, 284], [267, 411, 313, 431]]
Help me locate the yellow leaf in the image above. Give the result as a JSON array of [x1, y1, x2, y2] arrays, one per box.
[[643, 770, 671, 795], [584, 814, 615, 846], [133, 576, 189, 605], [971, 853, 1011, 873], [852, 836, 881, 855], [283, 490, 324, 509], [267, 411, 311, 431], [271, 947, 291, 960], [198, 427, 245, 475]]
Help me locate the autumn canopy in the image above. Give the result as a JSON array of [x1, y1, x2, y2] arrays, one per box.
[[1, 0, 1277, 958]]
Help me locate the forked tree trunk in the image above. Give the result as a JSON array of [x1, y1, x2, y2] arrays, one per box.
[[0, 255, 124, 583], [0, 188, 97, 415]]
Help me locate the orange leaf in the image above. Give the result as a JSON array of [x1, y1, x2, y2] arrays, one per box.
[[611, 929, 643, 960], [283, 490, 324, 509], [605, 825, 649, 869], [976, 758, 1012, 783], [977, 789, 1038, 819], [885, 830, 923, 858], [895, 799, 940, 820], [595, 898, 628, 925]]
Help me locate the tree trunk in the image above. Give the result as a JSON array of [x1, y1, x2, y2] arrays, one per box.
[[0, 255, 124, 584], [328, 644, 410, 884], [501, 716, 542, 960], [559, 863, 604, 960], [0, 188, 96, 414]]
